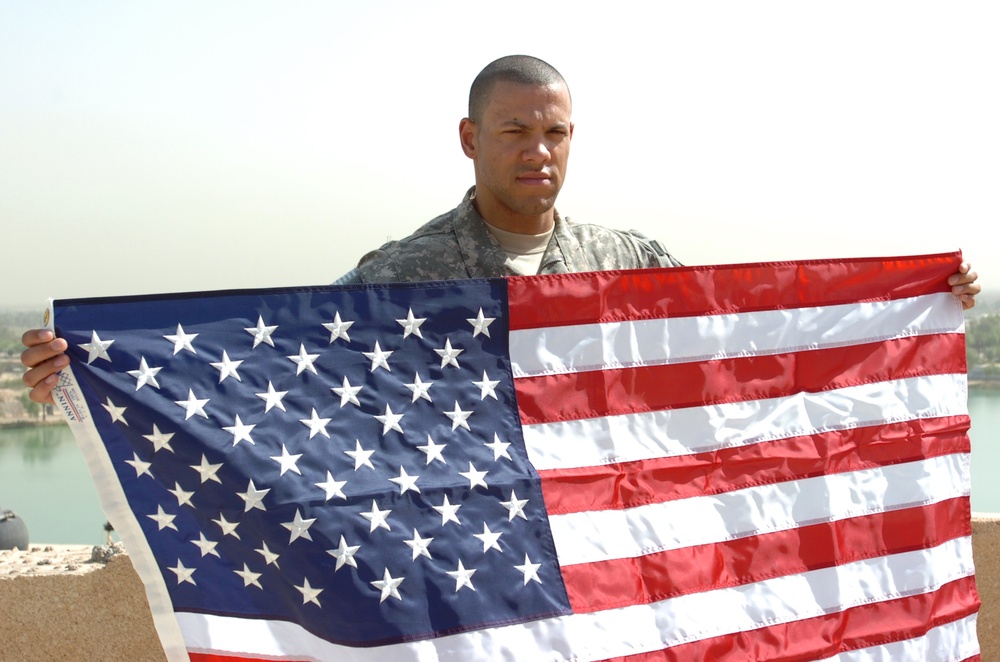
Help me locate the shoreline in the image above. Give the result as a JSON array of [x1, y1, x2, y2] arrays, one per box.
[[0, 418, 67, 430]]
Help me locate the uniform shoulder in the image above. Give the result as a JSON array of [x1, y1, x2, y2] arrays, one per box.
[[558, 217, 683, 268]]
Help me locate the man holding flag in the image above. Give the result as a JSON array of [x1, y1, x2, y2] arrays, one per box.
[[18, 55, 985, 661]]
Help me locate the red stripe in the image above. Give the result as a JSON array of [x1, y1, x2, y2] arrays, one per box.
[[562, 498, 972, 614], [601, 575, 980, 661], [540, 416, 971, 515], [516, 333, 966, 425], [508, 253, 961, 330]]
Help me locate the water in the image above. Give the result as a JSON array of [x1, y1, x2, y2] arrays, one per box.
[[0, 424, 111, 545], [1, 388, 998, 544]]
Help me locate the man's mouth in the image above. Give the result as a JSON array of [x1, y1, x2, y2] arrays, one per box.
[[517, 172, 553, 186]]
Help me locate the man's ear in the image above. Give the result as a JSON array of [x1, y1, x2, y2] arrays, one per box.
[[459, 118, 477, 159]]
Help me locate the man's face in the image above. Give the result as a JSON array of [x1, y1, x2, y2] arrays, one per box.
[[460, 80, 574, 232]]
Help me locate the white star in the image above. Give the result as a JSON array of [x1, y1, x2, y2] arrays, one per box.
[[287, 344, 320, 376], [223, 415, 256, 447], [295, 577, 323, 606], [404, 373, 434, 403], [332, 376, 363, 407], [396, 308, 427, 339], [167, 482, 194, 507], [190, 454, 223, 484], [234, 563, 263, 589], [175, 389, 209, 420], [460, 463, 489, 490], [213, 513, 240, 539], [256, 381, 288, 413], [444, 402, 473, 431], [432, 494, 462, 526], [210, 351, 243, 383], [360, 500, 392, 532], [500, 490, 529, 521], [168, 559, 196, 585], [125, 452, 152, 477], [323, 312, 354, 343], [282, 509, 316, 543], [102, 397, 128, 425], [345, 440, 375, 471], [472, 371, 500, 400], [245, 315, 277, 348], [417, 435, 447, 465], [142, 424, 174, 452], [446, 560, 477, 592], [403, 529, 433, 561], [237, 480, 270, 512], [375, 404, 404, 435], [515, 554, 543, 585], [327, 535, 360, 571], [127, 357, 162, 390], [316, 471, 348, 501], [80, 331, 114, 364], [147, 505, 177, 531], [191, 533, 220, 558], [473, 523, 503, 553], [163, 324, 197, 355], [485, 433, 512, 461], [271, 444, 303, 476], [362, 341, 393, 372], [467, 308, 496, 338], [389, 467, 420, 494], [434, 338, 463, 368], [299, 408, 331, 439], [255, 541, 280, 568], [371, 568, 404, 603]]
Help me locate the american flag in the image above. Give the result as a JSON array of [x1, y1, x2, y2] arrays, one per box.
[[52, 253, 980, 661]]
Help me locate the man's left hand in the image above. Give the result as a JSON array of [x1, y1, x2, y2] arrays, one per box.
[[949, 262, 981, 310]]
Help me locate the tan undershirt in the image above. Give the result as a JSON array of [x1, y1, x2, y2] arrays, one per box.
[[482, 221, 554, 275]]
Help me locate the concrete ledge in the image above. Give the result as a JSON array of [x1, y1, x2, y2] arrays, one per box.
[[0, 547, 165, 661], [4, 517, 1000, 660]]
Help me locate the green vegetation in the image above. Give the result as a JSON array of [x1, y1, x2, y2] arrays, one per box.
[[0, 310, 44, 357], [968, 312, 1000, 381]]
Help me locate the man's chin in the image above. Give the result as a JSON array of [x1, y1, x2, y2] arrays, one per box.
[[509, 194, 558, 217]]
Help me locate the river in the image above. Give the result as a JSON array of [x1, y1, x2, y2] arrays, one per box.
[[1, 388, 998, 544]]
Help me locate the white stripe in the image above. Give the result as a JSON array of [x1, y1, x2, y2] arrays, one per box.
[[176, 538, 976, 662], [510, 293, 963, 378], [549, 453, 970, 566], [813, 613, 979, 662], [523, 373, 968, 471], [55, 367, 189, 662]]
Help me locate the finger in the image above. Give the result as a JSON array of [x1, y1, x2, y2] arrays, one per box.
[[28, 374, 59, 405], [20, 336, 68, 369], [952, 281, 983, 297], [960, 294, 976, 311], [21, 354, 69, 390], [21, 328, 55, 348]]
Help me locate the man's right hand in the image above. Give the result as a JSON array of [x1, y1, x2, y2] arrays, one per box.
[[21, 329, 69, 404]]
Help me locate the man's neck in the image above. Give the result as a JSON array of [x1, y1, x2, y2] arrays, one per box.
[[470, 191, 555, 235]]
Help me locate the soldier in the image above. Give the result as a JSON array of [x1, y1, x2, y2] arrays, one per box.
[[338, 55, 682, 285], [20, 55, 981, 403]]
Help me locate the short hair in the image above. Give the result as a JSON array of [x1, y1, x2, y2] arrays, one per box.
[[468, 55, 570, 122]]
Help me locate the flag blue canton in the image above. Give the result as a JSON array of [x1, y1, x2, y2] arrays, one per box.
[[56, 280, 571, 646]]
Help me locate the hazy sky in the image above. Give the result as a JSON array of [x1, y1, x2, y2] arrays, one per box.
[[2, 1, 997, 312]]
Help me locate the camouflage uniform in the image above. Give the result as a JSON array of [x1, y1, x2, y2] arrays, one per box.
[[338, 189, 681, 285]]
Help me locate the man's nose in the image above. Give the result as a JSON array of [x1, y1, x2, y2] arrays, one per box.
[[523, 138, 551, 162]]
